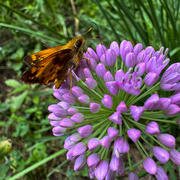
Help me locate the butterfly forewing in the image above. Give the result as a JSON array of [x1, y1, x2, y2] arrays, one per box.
[[23, 45, 66, 68], [21, 49, 72, 88]]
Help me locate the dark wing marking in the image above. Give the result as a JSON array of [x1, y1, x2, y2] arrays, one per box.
[[23, 45, 66, 68]]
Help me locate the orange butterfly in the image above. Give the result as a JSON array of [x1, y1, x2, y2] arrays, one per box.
[[21, 30, 91, 89]]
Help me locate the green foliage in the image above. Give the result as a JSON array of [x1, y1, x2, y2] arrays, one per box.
[[0, 0, 180, 179]]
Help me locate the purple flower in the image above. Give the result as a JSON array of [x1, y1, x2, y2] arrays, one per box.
[[157, 134, 175, 148], [74, 154, 86, 171], [143, 157, 157, 174], [116, 101, 127, 113], [78, 125, 93, 138], [78, 94, 90, 104], [160, 63, 180, 91], [145, 121, 160, 135], [109, 111, 122, 125], [95, 160, 109, 180], [60, 118, 75, 128], [145, 72, 159, 86], [87, 138, 100, 151], [101, 94, 113, 108], [127, 129, 141, 143], [71, 86, 83, 97], [129, 172, 139, 180], [155, 165, 168, 180], [170, 149, 180, 165], [48, 40, 180, 179], [52, 126, 66, 136], [100, 136, 111, 148], [72, 142, 87, 156], [110, 155, 123, 171], [130, 105, 145, 121], [87, 153, 101, 167], [95, 63, 106, 78], [114, 136, 130, 157], [90, 102, 101, 113], [152, 146, 169, 164], [71, 113, 84, 123], [104, 71, 114, 82], [105, 49, 116, 67], [107, 127, 119, 139], [110, 41, 119, 56], [86, 78, 97, 89]]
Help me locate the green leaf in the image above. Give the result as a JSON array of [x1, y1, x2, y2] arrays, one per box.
[[10, 91, 28, 110], [5, 79, 22, 89]]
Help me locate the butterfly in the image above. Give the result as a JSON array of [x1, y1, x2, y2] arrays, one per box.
[[21, 31, 90, 89]]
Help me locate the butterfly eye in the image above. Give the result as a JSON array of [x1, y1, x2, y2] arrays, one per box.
[[75, 40, 82, 48]]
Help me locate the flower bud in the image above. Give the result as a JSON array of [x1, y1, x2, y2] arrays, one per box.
[[163, 104, 180, 116], [70, 133, 82, 142], [95, 63, 106, 78], [71, 112, 84, 123], [78, 125, 93, 138], [125, 52, 136, 68], [115, 69, 125, 81], [109, 111, 122, 125], [127, 129, 141, 143], [116, 101, 127, 113], [130, 105, 145, 122], [48, 113, 62, 121], [107, 127, 119, 139], [90, 102, 101, 113], [83, 68, 93, 78], [157, 134, 175, 148], [105, 49, 116, 67], [67, 107, 79, 115], [60, 118, 75, 128], [100, 136, 111, 148], [170, 149, 180, 165], [96, 44, 107, 58], [155, 165, 168, 180], [78, 94, 90, 104], [110, 41, 119, 56], [104, 71, 114, 82], [145, 72, 159, 86], [71, 86, 83, 97], [86, 78, 97, 89], [152, 146, 169, 164], [87, 153, 101, 167], [95, 160, 109, 180], [72, 142, 87, 156], [105, 168, 116, 180], [129, 172, 139, 180], [52, 126, 66, 136], [62, 93, 76, 105], [101, 94, 113, 108], [74, 154, 86, 171], [87, 138, 100, 151], [105, 81, 119, 95], [143, 157, 157, 175], [145, 121, 160, 135]]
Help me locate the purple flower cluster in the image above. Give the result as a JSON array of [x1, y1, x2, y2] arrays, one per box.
[[48, 40, 180, 179]]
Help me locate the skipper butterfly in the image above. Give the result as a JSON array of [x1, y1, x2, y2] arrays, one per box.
[[21, 31, 90, 89]]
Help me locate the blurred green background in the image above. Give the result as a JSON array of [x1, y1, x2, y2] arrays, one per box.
[[0, 0, 180, 179]]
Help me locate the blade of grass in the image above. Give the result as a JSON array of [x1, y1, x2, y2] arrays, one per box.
[[93, 0, 121, 43], [0, 23, 65, 45], [8, 149, 67, 180], [0, 2, 66, 39]]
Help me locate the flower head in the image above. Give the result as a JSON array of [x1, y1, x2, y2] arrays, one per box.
[[48, 40, 180, 179]]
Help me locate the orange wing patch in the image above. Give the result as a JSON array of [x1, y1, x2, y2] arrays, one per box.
[[21, 49, 72, 89]]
